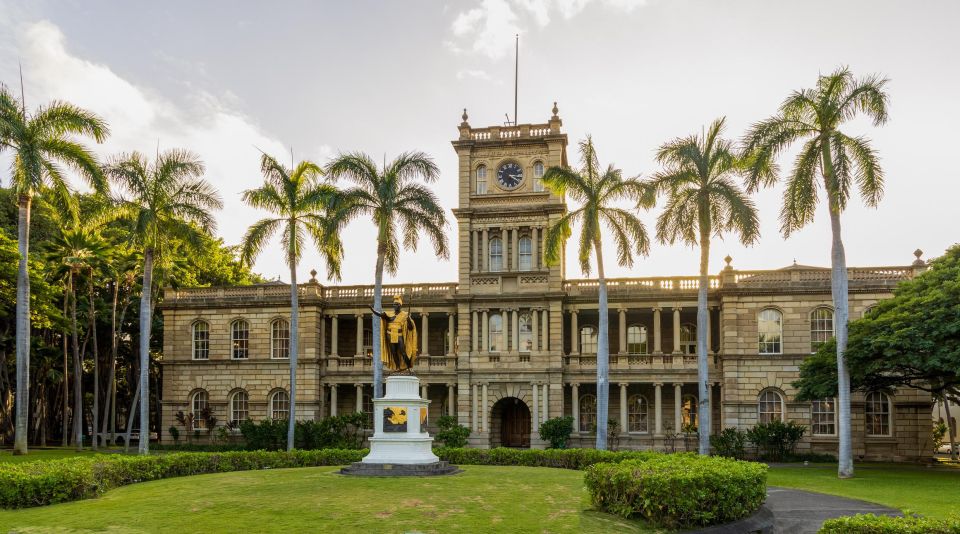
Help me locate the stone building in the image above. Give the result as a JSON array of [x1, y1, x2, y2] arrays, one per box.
[[160, 104, 932, 461]]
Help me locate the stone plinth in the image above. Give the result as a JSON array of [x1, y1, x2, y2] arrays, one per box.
[[342, 374, 459, 476]]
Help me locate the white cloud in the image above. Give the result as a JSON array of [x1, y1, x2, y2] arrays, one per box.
[[0, 19, 333, 282], [457, 68, 492, 81], [449, 0, 649, 59]]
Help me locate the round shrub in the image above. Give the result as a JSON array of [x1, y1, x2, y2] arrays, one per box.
[[584, 454, 768, 529]]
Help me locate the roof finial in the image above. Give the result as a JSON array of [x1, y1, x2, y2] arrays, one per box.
[[552, 101, 559, 117], [462, 108, 468, 123], [724, 255, 733, 270], [309, 269, 318, 283], [912, 249, 924, 266]]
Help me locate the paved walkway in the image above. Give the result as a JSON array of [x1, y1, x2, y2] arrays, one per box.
[[765, 486, 900, 534]]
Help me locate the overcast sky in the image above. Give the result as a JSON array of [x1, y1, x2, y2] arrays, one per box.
[[1, 0, 957, 285]]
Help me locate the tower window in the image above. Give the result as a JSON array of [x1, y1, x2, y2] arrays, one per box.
[[533, 161, 545, 192], [489, 237, 503, 271], [519, 236, 532, 270], [476, 165, 487, 194]]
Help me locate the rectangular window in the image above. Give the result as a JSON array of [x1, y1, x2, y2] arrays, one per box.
[[232, 321, 249, 359], [476, 166, 487, 194], [519, 237, 532, 271], [811, 398, 836, 435], [533, 161, 545, 192], [758, 309, 783, 354]]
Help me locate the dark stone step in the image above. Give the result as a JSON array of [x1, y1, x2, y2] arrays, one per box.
[[339, 461, 462, 477]]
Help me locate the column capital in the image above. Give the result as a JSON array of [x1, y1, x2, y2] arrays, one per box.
[[618, 382, 629, 388], [353, 382, 362, 388], [653, 382, 664, 387], [571, 309, 579, 315], [446, 382, 456, 388], [569, 382, 580, 387], [673, 382, 683, 388], [447, 311, 456, 317], [672, 306, 682, 312], [652, 306, 662, 312], [617, 307, 627, 313]]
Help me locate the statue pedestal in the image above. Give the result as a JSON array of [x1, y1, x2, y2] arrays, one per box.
[[341, 374, 459, 476]]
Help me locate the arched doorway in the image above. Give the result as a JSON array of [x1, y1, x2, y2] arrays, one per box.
[[491, 397, 531, 448]]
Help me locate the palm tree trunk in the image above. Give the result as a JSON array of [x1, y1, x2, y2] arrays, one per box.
[[594, 236, 609, 451], [62, 290, 69, 447], [102, 280, 118, 445], [13, 194, 31, 455], [138, 247, 154, 455], [124, 374, 141, 454], [372, 243, 386, 399], [88, 271, 99, 450], [287, 260, 299, 451], [822, 140, 853, 478], [697, 225, 711, 456], [70, 271, 83, 450], [944, 397, 958, 461]]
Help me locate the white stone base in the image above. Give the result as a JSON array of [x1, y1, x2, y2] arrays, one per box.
[[361, 374, 439, 465]]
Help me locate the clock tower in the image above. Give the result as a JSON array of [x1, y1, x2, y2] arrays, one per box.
[[451, 103, 569, 446]]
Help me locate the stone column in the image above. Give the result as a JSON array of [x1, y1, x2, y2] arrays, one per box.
[[421, 312, 430, 356], [511, 309, 519, 353], [672, 307, 682, 353], [471, 383, 478, 432], [472, 230, 479, 272], [355, 313, 364, 356], [531, 383, 539, 432], [355, 383, 363, 413], [542, 309, 549, 351], [652, 307, 662, 354], [331, 315, 339, 357], [447, 313, 455, 356], [472, 310, 479, 352], [618, 308, 627, 355], [572, 383, 580, 432], [481, 383, 489, 432], [421, 383, 429, 403], [447, 383, 456, 416], [531, 227, 539, 270], [542, 382, 549, 422], [319, 315, 326, 357], [570, 310, 579, 355], [619, 383, 628, 433], [481, 310, 489, 353], [674, 383, 683, 433], [330, 384, 338, 416], [512, 228, 520, 271], [654, 383, 663, 436], [531, 308, 540, 352], [481, 228, 488, 272]]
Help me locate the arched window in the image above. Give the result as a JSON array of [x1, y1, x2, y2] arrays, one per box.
[[628, 394, 648, 432], [682, 395, 698, 430], [758, 389, 785, 423], [230, 390, 249, 424], [865, 392, 892, 436], [810, 308, 834, 353], [489, 313, 504, 353], [270, 390, 290, 420], [191, 390, 209, 429], [758, 309, 783, 354], [518, 313, 533, 352], [231, 319, 249, 359], [519, 236, 532, 270], [533, 161, 545, 192], [811, 398, 836, 435], [475, 165, 487, 194], [679, 324, 697, 355], [271, 319, 290, 359], [580, 326, 598, 354], [579, 394, 597, 432], [192, 321, 209, 360], [627, 325, 648, 354], [489, 237, 503, 271]]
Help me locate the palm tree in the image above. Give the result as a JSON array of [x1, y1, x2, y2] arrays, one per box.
[[0, 86, 108, 454], [647, 117, 760, 455], [541, 136, 651, 450], [105, 149, 222, 454], [742, 67, 889, 478], [240, 153, 344, 451], [324, 152, 449, 399], [45, 225, 109, 450]]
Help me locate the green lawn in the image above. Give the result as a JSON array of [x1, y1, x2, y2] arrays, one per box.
[[0, 465, 660, 534], [768, 463, 960, 519]]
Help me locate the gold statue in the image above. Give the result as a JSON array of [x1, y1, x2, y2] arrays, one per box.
[[369, 295, 418, 372]]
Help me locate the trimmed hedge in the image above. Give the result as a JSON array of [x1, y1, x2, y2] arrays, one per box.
[[0, 449, 366, 509], [584, 455, 768, 529], [434, 447, 661, 469], [819, 514, 960, 533]]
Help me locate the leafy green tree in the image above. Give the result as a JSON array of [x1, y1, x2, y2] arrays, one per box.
[[647, 118, 760, 455], [325, 152, 449, 399], [0, 86, 108, 454], [794, 244, 960, 460], [106, 149, 222, 454], [742, 67, 889, 478], [541, 137, 650, 450], [240, 153, 343, 451]]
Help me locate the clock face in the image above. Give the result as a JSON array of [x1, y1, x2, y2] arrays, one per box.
[[497, 162, 524, 189]]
